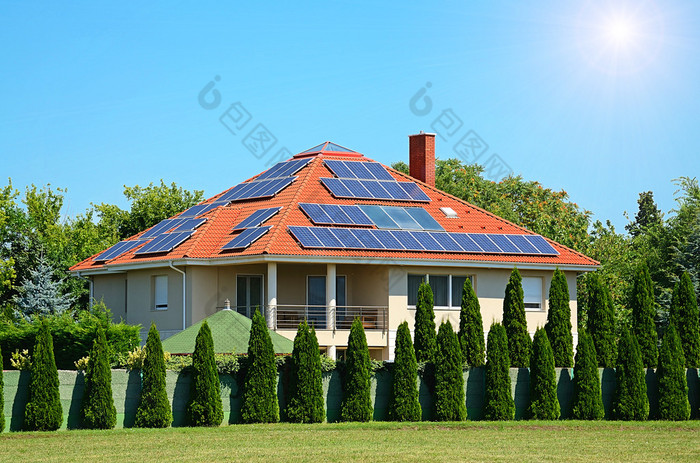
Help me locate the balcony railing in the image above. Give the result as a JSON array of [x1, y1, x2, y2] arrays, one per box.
[[273, 304, 388, 332]]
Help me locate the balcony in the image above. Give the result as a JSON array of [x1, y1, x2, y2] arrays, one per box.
[[273, 304, 388, 332]]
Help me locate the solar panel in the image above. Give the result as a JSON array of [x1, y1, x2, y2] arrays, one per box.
[[233, 207, 281, 230], [364, 162, 395, 181], [345, 161, 374, 180], [299, 203, 333, 224], [141, 218, 187, 239], [507, 234, 540, 254], [173, 218, 207, 232], [288, 226, 324, 248], [221, 226, 271, 251], [324, 204, 353, 225], [383, 207, 421, 229], [468, 234, 501, 253], [135, 231, 194, 255], [341, 205, 373, 226], [450, 233, 482, 252], [430, 232, 463, 251], [361, 180, 393, 199], [180, 200, 228, 218], [320, 177, 354, 198], [390, 230, 425, 251], [358, 205, 397, 228], [257, 158, 310, 180], [379, 181, 412, 200], [324, 160, 356, 179], [332, 228, 364, 248], [350, 228, 385, 249], [410, 231, 444, 251], [405, 208, 444, 231], [524, 235, 559, 255], [94, 240, 145, 261], [343, 179, 373, 198], [372, 229, 405, 250], [399, 182, 431, 202], [488, 234, 521, 254], [311, 227, 344, 248]]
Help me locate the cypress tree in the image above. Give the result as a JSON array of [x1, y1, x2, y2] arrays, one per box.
[[388, 321, 421, 421], [545, 268, 573, 367], [186, 321, 223, 426], [527, 327, 560, 420], [135, 323, 172, 428], [241, 311, 279, 423], [458, 278, 485, 367], [670, 272, 700, 368], [414, 281, 436, 363], [630, 262, 659, 368], [586, 273, 616, 368], [612, 326, 649, 420], [0, 344, 4, 433], [502, 267, 531, 367], [483, 323, 514, 421], [24, 319, 63, 431], [571, 330, 604, 420], [286, 320, 325, 423], [434, 321, 466, 421], [80, 325, 117, 429], [657, 325, 690, 420], [340, 317, 373, 422]]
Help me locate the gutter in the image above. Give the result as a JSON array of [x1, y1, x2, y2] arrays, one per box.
[[168, 261, 186, 331], [75, 271, 93, 305]]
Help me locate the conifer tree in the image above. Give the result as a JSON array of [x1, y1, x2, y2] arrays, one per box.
[[586, 273, 616, 368], [241, 311, 279, 423], [458, 278, 485, 367], [545, 268, 573, 367], [483, 323, 514, 420], [434, 321, 466, 421], [612, 326, 649, 421], [0, 344, 4, 433], [286, 320, 325, 423], [670, 272, 700, 368], [186, 321, 223, 426], [414, 281, 436, 363], [80, 325, 117, 429], [13, 258, 75, 321], [657, 325, 690, 420], [340, 317, 373, 422], [630, 262, 659, 368], [527, 328, 560, 420], [24, 319, 63, 431], [388, 321, 421, 422], [502, 267, 531, 367], [135, 323, 172, 428], [571, 331, 604, 420]]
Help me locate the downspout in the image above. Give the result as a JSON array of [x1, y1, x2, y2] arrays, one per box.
[[169, 261, 186, 331], [76, 271, 93, 305]]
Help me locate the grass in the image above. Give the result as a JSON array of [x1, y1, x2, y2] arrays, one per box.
[[1, 421, 698, 462]]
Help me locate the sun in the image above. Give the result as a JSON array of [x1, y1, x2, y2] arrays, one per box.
[[605, 17, 637, 47]]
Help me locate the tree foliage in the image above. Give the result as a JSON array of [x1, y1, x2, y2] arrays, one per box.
[[626, 191, 663, 238], [388, 321, 421, 422], [545, 268, 573, 367], [630, 262, 659, 368], [656, 325, 690, 420], [186, 321, 223, 427], [527, 328, 560, 420], [483, 323, 514, 421], [586, 273, 616, 368], [286, 320, 324, 423], [13, 257, 74, 320], [241, 311, 279, 423], [80, 325, 116, 429], [414, 281, 436, 363], [340, 318, 373, 422], [571, 330, 604, 420], [135, 324, 172, 428], [458, 277, 485, 367], [612, 326, 649, 421], [23, 320, 63, 431], [670, 271, 700, 368], [0, 344, 4, 432], [434, 321, 466, 421], [502, 267, 530, 367]]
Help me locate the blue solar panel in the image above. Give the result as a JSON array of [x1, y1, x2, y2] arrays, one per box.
[[94, 240, 145, 261], [142, 218, 187, 239], [331, 228, 364, 248], [257, 158, 310, 180], [358, 205, 396, 228], [311, 227, 344, 248], [449, 233, 482, 252], [524, 235, 559, 255], [299, 203, 333, 224], [384, 207, 421, 229], [372, 229, 405, 250], [399, 182, 431, 202], [320, 177, 354, 198], [324, 204, 353, 224], [410, 231, 444, 251], [221, 226, 271, 251], [135, 231, 194, 255], [233, 207, 281, 230], [390, 230, 425, 250], [288, 226, 324, 248], [360, 179, 392, 199], [488, 234, 520, 254], [430, 232, 463, 251], [341, 205, 373, 226], [507, 234, 540, 254], [364, 162, 395, 181], [342, 179, 373, 198], [173, 218, 206, 232], [345, 161, 374, 180], [324, 160, 357, 179], [350, 228, 385, 249], [380, 181, 412, 200], [468, 234, 501, 253], [405, 208, 444, 231]]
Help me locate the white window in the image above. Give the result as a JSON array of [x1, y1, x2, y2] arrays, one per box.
[[522, 277, 543, 311], [408, 273, 473, 309], [154, 275, 168, 310]]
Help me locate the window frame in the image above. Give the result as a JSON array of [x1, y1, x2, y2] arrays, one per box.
[[236, 274, 265, 319], [153, 275, 168, 311], [408, 273, 474, 310], [522, 276, 544, 312]]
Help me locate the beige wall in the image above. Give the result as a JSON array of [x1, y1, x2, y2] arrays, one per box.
[[92, 273, 127, 321]]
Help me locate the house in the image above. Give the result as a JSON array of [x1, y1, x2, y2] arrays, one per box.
[[70, 134, 598, 360]]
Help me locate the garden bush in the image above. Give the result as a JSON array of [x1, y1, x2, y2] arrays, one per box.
[[657, 325, 690, 420], [502, 267, 530, 367], [630, 262, 658, 368], [285, 320, 324, 423], [340, 317, 372, 422], [670, 271, 700, 368], [545, 268, 573, 367], [612, 326, 649, 421], [434, 320, 466, 421], [80, 325, 116, 429], [483, 323, 514, 420], [458, 277, 485, 367], [134, 323, 172, 428], [586, 273, 616, 368], [241, 311, 279, 423], [571, 330, 604, 420], [527, 327, 560, 420], [414, 281, 436, 363], [186, 321, 223, 427], [388, 321, 421, 422], [23, 319, 62, 431], [0, 344, 4, 432]]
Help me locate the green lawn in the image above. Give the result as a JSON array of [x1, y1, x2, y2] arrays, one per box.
[[1, 421, 698, 462]]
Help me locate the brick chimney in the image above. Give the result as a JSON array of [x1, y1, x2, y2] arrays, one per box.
[[408, 132, 435, 187]]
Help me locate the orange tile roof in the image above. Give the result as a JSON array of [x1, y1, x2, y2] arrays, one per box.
[[70, 147, 598, 272]]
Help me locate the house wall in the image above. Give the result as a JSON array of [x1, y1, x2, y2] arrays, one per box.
[[92, 273, 127, 321], [125, 268, 185, 340]]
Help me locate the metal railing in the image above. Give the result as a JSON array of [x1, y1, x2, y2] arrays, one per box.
[[273, 304, 388, 331]]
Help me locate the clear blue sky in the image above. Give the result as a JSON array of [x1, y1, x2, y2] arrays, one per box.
[[2, 1, 698, 230]]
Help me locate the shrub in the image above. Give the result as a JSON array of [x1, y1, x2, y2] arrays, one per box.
[[586, 273, 616, 368], [10, 349, 31, 370], [527, 327, 560, 420], [458, 278, 485, 367], [571, 330, 604, 420], [134, 323, 172, 428], [340, 317, 372, 422], [241, 311, 279, 423], [630, 262, 659, 368], [657, 325, 690, 420], [502, 267, 531, 367], [23, 319, 62, 431], [612, 326, 649, 421], [414, 281, 436, 363], [80, 325, 116, 429], [0, 344, 4, 433], [670, 271, 700, 368], [286, 320, 325, 423], [186, 321, 223, 427], [545, 268, 573, 367], [388, 321, 421, 422], [483, 323, 514, 421], [434, 320, 466, 421]]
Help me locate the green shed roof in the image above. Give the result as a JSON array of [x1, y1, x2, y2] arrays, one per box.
[[161, 309, 294, 354]]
